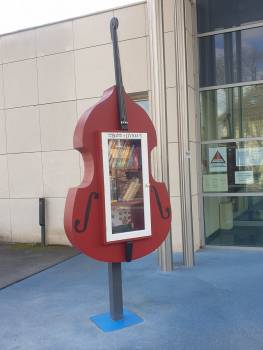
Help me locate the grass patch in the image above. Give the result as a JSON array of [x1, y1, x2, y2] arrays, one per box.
[[10, 243, 45, 250], [9, 243, 71, 251]]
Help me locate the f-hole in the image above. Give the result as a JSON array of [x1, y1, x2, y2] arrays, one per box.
[[74, 192, 99, 233], [151, 186, 170, 219]]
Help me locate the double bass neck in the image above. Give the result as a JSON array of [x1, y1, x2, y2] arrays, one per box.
[[110, 17, 128, 131]]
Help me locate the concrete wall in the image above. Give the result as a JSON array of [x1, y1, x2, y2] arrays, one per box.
[[0, 1, 201, 250]]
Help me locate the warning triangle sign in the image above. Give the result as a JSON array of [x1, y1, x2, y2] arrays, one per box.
[[211, 150, 225, 163]]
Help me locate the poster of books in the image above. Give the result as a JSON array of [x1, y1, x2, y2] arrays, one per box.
[[101, 132, 151, 243], [108, 138, 145, 234]]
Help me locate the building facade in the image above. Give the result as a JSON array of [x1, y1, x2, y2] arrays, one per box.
[[1, 0, 261, 253], [0, 0, 209, 253]]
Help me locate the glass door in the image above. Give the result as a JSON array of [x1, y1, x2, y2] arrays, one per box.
[[197, 0, 263, 247], [200, 84, 263, 246]]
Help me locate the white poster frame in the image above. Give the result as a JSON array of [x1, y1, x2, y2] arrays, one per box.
[[101, 132, 151, 243]]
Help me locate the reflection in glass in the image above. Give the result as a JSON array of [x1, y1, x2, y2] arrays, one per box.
[[135, 99, 149, 114], [199, 27, 263, 87], [242, 27, 263, 82], [108, 139, 145, 234], [200, 84, 263, 141], [197, 0, 263, 34], [204, 196, 263, 247]]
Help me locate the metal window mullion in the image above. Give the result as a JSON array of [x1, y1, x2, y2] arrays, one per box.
[[199, 79, 263, 92], [203, 192, 263, 197], [201, 136, 263, 145], [197, 21, 263, 38]]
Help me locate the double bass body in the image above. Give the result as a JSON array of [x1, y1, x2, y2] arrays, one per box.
[[64, 18, 171, 263], [64, 87, 171, 262]]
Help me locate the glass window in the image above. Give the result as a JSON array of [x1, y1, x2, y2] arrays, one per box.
[[135, 100, 149, 113], [199, 27, 263, 87], [197, 0, 263, 34], [241, 27, 263, 82], [129, 92, 149, 114], [200, 84, 263, 141], [204, 196, 263, 247], [199, 34, 232, 87], [202, 140, 263, 194]]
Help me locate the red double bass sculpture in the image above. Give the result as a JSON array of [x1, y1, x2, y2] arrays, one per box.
[[64, 18, 171, 263]]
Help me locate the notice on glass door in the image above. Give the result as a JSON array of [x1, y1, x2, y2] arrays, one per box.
[[235, 171, 254, 184], [209, 147, 227, 173], [203, 174, 228, 192], [236, 147, 263, 166]]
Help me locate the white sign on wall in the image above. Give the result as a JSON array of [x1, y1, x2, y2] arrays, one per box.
[[209, 147, 227, 173], [236, 147, 263, 166]]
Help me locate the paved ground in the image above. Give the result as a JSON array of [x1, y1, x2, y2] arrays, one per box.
[[0, 243, 79, 289], [1, 248, 263, 350]]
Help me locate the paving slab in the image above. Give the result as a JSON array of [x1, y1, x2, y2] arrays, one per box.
[[1, 248, 263, 350], [0, 243, 79, 289]]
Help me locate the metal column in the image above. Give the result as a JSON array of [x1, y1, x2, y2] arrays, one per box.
[[173, 0, 195, 267], [147, 0, 173, 272]]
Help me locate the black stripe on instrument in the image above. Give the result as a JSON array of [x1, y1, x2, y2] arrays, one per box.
[[151, 186, 171, 219], [74, 192, 99, 233]]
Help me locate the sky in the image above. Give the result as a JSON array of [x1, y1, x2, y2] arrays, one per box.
[[0, 0, 139, 35]]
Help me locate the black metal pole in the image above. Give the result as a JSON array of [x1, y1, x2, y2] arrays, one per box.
[[107, 17, 125, 322], [39, 198, 46, 246], [108, 262, 123, 320]]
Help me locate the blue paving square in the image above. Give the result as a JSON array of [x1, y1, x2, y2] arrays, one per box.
[[90, 309, 144, 332]]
